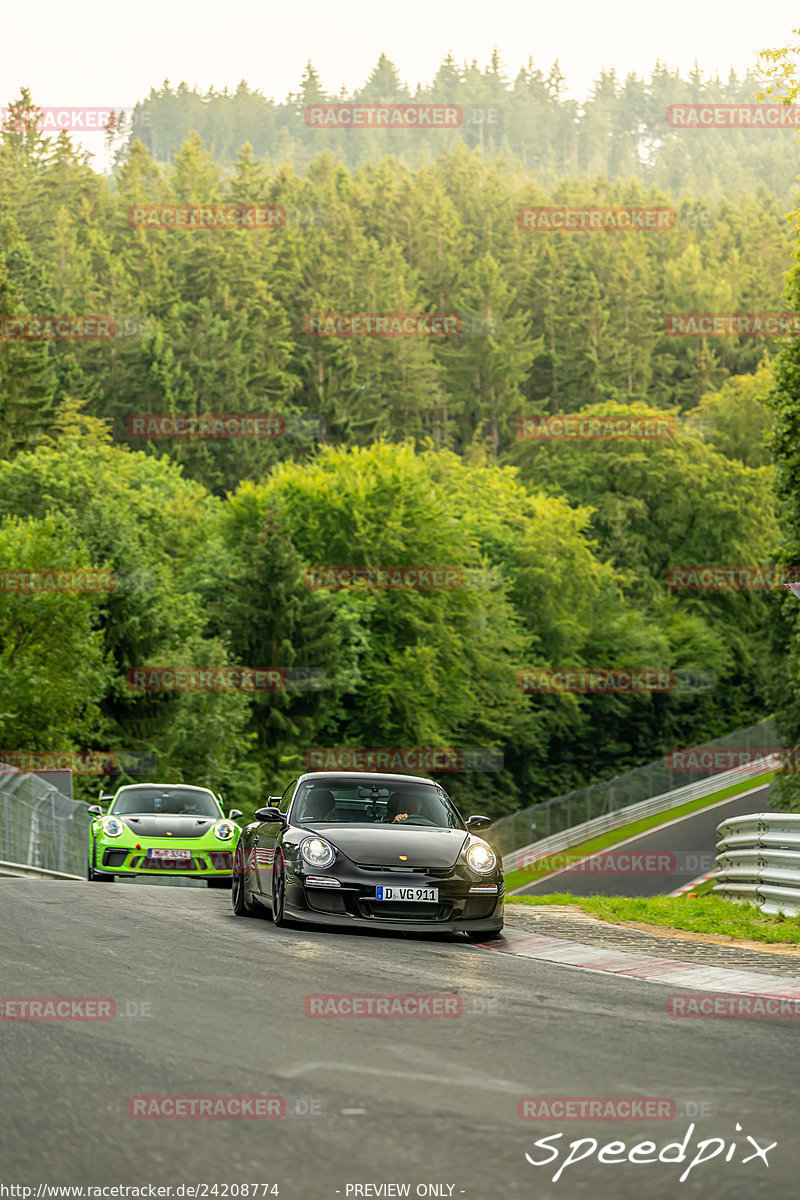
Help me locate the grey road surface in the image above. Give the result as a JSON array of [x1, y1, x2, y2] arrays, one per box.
[[0, 879, 796, 1199], [516, 785, 773, 898]]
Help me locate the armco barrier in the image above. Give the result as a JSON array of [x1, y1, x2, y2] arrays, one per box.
[[492, 717, 777, 860], [715, 812, 800, 915], [503, 756, 778, 874], [0, 763, 90, 877]]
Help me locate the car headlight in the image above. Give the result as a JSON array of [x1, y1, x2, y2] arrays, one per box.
[[466, 842, 496, 874], [301, 837, 335, 868], [101, 816, 125, 838], [214, 821, 235, 841]]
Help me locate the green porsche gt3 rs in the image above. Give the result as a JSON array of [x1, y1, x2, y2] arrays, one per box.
[[87, 783, 242, 887]]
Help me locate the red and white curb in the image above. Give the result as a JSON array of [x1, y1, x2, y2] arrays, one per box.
[[668, 870, 719, 898], [475, 927, 800, 997]]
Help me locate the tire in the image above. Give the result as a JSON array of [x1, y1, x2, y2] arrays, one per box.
[[231, 843, 259, 917], [87, 857, 115, 882], [207, 877, 232, 890], [271, 848, 289, 926]]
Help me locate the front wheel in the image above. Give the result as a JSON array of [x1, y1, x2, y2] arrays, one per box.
[[231, 844, 258, 917], [87, 858, 114, 882], [271, 849, 289, 926]]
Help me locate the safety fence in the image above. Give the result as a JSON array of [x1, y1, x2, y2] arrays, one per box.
[[715, 812, 800, 915], [0, 764, 89, 878], [494, 717, 777, 866]]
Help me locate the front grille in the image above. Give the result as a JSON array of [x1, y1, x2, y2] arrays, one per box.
[[462, 896, 499, 919], [358, 864, 453, 876], [307, 891, 347, 914], [359, 901, 452, 921], [129, 856, 202, 870], [103, 850, 129, 868]]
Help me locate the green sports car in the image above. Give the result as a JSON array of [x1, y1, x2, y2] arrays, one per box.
[[87, 783, 242, 887]]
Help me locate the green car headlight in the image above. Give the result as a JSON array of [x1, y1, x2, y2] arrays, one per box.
[[301, 837, 335, 868], [466, 842, 496, 874], [214, 821, 235, 841], [101, 816, 125, 838]]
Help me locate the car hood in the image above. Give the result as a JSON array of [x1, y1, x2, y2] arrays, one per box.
[[304, 824, 469, 868], [113, 815, 219, 839]]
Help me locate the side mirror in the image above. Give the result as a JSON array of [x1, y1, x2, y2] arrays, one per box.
[[466, 815, 493, 832], [228, 809, 243, 821], [254, 806, 285, 823], [87, 805, 103, 816]]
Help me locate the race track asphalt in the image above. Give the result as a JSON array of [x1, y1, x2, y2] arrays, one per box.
[[515, 784, 773, 897], [0, 876, 797, 1199]]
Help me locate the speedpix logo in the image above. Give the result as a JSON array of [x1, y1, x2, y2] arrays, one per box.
[[524, 1122, 776, 1183]]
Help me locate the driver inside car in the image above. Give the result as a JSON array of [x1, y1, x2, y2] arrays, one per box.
[[385, 792, 421, 823]]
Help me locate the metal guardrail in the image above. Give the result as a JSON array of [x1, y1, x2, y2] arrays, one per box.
[[491, 720, 777, 864], [502, 756, 777, 873], [492, 717, 777, 860], [715, 812, 800, 915], [0, 763, 91, 877], [0, 860, 84, 880]]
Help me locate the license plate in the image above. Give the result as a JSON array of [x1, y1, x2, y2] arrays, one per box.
[[375, 886, 438, 902], [147, 848, 191, 860]]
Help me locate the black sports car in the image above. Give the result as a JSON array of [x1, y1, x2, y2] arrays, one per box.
[[231, 771, 503, 937]]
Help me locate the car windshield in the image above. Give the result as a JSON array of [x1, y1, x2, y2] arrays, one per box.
[[110, 786, 221, 817], [292, 778, 464, 829]]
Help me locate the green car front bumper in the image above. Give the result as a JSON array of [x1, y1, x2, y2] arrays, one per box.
[[89, 831, 238, 880]]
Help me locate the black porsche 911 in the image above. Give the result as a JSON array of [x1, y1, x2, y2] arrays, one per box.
[[231, 771, 503, 938]]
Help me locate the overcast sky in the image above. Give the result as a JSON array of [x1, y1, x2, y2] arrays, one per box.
[[3, 1, 799, 163]]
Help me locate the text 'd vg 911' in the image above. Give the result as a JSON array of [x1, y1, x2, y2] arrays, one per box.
[[231, 771, 503, 938]]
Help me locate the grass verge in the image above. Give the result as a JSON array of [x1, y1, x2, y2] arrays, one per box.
[[505, 892, 800, 945], [503, 769, 774, 893]]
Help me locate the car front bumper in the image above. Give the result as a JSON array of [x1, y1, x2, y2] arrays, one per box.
[[281, 866, 504, 933], [94, 843, 233, 877]]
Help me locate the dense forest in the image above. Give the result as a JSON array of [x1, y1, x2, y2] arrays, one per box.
[[0, 73, 794, 819], [117, 55, 800, 205]]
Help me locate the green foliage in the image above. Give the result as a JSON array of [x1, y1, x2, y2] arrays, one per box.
[[0, 84, 788, 820]]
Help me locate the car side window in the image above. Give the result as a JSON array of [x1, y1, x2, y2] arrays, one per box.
[[279, 779, 297, 815]]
